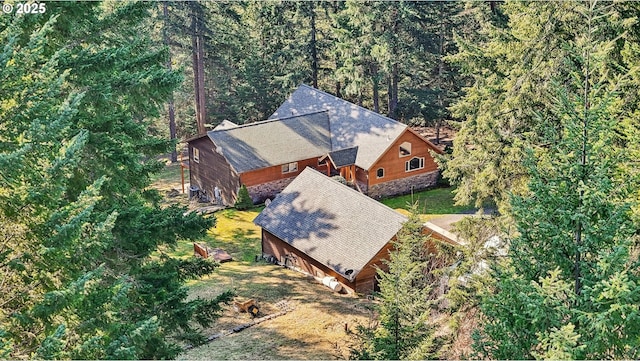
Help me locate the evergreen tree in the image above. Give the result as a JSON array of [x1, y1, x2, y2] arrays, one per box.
[[351, 207, 437, 360], [0, 3, 233, 358], [474, 2, 640, 358], [0, 14, 93, 357], [400, 2, 467, 141], [441, 1, 640, 213], [234, 185, 253, 210]]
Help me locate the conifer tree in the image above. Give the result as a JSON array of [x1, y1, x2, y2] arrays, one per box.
[[0, 3, 233, 358], [442, 1, 640, 213], [351, 207, 437, 360], [234, 185, 253, 210], [473, 2, 640, 358]]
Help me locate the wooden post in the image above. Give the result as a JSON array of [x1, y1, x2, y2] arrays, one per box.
[[180, 152, 185, 193]]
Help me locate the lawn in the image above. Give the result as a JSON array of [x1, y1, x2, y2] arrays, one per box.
[[158, 206, 373, 360], [150, 162, 189, 193], [380, 186, 476, 214], [150, 166, 469, 359]]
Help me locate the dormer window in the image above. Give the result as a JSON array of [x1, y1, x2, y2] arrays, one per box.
[[399, 142, 411, 157]]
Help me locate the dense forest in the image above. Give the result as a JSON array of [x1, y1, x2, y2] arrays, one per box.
[[157, 0, 470, 157], [2, 0, 640, 359]]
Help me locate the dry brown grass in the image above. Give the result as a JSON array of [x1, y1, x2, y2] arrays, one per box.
[[149, 165, 374, 359], [151, 164, 470, 360], [150, 162, 192, 208], [179, 262, 375, 360]]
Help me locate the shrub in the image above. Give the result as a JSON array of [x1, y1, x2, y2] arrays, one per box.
[[234, 185, 253, 210]]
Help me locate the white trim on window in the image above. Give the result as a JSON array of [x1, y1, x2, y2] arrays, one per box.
[[192, 147, 200, 163], [281, 162, 298, 174], [399, 141, 412, 157], [376, 168, 384, 178], [405, 157, 424, 172]]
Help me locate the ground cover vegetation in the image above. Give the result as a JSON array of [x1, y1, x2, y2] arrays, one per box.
[[4, 0, 640, 359], [380, 187, 476, 215]]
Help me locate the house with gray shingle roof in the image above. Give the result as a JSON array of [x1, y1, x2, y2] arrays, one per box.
[[187, 84, 442, 205], [254, 168, 408, 293]]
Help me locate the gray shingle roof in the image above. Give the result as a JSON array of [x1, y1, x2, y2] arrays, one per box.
[[213, 120, 238, 130], [253, 168, 407, 280], [328, 146, 358, 168], [207, 111, 331, 173], [270, 84, 407, 170]]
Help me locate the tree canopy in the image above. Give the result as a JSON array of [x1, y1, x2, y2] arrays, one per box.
[[0, 3, 232, 358]]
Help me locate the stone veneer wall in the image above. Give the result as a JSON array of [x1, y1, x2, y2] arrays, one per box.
[[355, 180, 368, 194], [368, 170, 439, 199], [246, 177, 296, 204]]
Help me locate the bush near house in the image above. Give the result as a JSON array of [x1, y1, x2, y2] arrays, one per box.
[[235, 185, 253, 210]]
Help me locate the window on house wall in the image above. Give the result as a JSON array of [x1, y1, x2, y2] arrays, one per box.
[[376, 168, 384, 178], [192, 147, 200, 163], [282, 162, 298, 174], [399, 141, 412, 157], [405, 157, 424, 172]]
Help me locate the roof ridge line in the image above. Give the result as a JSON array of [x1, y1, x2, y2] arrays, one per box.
[[298, 83, 406, 128], [209, 110, 329, 133], [270, 109, 328, 122]]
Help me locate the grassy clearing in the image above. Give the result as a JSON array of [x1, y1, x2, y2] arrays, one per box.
[[151, 162, 189, 192], [380, 186, 475, 214], [150, 165, 472, 359], [203, 208, 264, 263], [150, 162, 191, 208], [169, 206, 372, 360]]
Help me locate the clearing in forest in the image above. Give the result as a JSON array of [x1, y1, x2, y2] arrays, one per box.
[[151, 163, 474, 359]]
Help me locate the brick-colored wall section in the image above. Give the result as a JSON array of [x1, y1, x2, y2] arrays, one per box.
[[241, 159, 329, 187], [368, 170, 439, 199]]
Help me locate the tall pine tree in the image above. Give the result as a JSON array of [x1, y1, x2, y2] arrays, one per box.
[[473, 2, 640, 358], [0, 2, 233, 358], [351, 208, 438, 360]]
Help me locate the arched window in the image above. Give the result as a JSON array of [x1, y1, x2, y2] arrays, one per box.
[[405, 157, 424, 172], [376, 168, 384, 178], [399, 142, 412, 157]]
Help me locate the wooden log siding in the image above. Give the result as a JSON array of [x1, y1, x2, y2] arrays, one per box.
[[189, 137, 240, 205], [261, 229, 356, 291], [353, 240, 394, 293], [368, 129, 439, 187], [356, 167, 367, 182]]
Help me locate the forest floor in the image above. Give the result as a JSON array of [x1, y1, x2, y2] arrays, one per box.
[[151, 163, 475, 359]]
